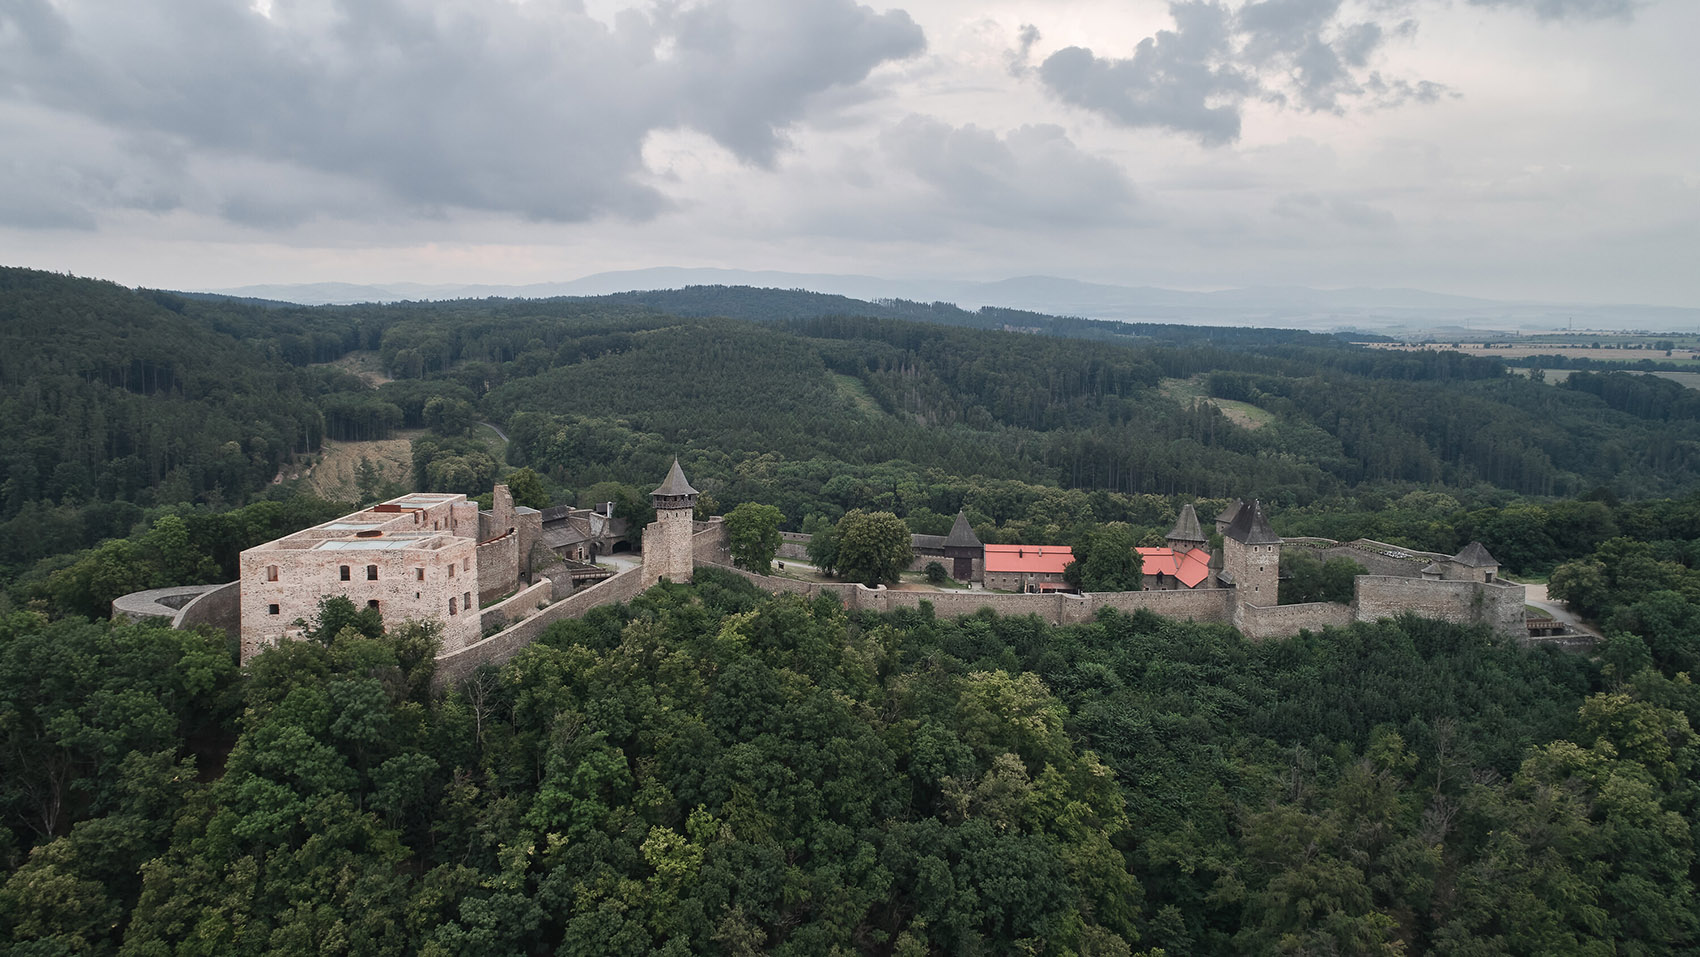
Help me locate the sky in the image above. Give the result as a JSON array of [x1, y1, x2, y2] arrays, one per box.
[[0, 0, 1694, 305]]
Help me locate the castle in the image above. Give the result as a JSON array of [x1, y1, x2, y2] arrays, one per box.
[[119, 458, 1534, 685]]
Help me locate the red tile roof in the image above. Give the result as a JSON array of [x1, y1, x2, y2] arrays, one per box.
[[1137, 546, 1213, 589], [984, 544, 1075, 575]]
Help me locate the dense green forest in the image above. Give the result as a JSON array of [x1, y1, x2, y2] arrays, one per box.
[[7, 265, 1700, 616], [7, 266, 1700, 952], [16, 567, 1700, 954]]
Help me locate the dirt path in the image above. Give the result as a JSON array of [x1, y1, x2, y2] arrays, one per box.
[[1523, 583, 1601, 639]]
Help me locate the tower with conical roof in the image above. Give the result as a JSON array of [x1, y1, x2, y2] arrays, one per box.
[[642, 459, 698, 584], [942, 510, 984, 581], [1166, 504, 1208, 557], [1220, 499, 1281, 606]]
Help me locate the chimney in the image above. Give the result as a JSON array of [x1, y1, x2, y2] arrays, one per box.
[[604, 501, 615, 517]]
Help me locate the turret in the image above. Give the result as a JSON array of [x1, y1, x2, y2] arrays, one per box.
[[642, 458, 698, 584], [1166, 504, 1208, 556]]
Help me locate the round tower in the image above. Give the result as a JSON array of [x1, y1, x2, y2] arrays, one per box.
[[642, 458, 698, 584]]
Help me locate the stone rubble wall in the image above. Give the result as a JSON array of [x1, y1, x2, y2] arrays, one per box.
[[433, 565, 648, 690], [1236, 600, 1356, 638], [475, 529, 520, 604], [478, 577, 555, 635], [1354, 576, 1525, 638]]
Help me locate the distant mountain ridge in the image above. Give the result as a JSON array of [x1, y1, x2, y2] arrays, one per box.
[[203, 268, 1700, 333]]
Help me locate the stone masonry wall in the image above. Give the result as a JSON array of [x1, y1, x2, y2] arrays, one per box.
[[693, 519, 730, 564], [478, 577, 554, 635], [1354, 576, 1525, 638], [1236, 600, 1356, 639], [433, 565, 648, 690], [475, 530, 520, 604], [703, 564, 1235, 627], [240, 536, 482, 663], [778, 531, 810, 561]]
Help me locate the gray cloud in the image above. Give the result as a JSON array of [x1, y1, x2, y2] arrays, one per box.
[[882, 116, 1138, 226], [1467, 0, 1644, 21], [1039, 2, 1250, 146], [0, 0, 924, 227], [1033, 0, 1443, 144]]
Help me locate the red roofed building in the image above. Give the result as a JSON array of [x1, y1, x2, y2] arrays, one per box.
[[1138, 503, 1216, 590], [984, 544, 1075, 593], [1137, 546, 1214, 589]]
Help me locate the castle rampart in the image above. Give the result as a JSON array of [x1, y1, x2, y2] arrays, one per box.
[[1354, 576, 1523, 633]]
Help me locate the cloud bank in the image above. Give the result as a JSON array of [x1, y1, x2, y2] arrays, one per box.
[[1029, 0, 1443, 145], [0, 0, 925, 226]]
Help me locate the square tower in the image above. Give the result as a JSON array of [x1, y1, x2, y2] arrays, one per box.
[[1220, 499, 1281, 605]]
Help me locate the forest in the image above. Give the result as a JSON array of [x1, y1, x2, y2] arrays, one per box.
[[9, 566, 1700, 954], [6, 266, 1700, 952]]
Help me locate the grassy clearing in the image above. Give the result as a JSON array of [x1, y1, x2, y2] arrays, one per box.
[[325, 350, 393, 387], [1159, 376, 1273, 430], [830, 373, 885, 416], [293, 429, 424, 501]]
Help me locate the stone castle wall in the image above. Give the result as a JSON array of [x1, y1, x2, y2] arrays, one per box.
[[778, 531, 810, 561], [478, 577, 554, 635], [1236, 600, 1356, 639], [1354, 576, 1524, 637], [475, 529, 520, 604], [702, 564, 1235, 627], [434, 565, 648, 689], [239, 535, 483, 662]]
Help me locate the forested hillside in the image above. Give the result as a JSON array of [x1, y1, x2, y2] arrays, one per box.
[[7, 267, 1700, 952], [7, 265, 1700, 617], [16, 568, 1700, 954]]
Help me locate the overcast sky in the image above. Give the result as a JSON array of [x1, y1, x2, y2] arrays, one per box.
[[1, 0, 1694, 304]]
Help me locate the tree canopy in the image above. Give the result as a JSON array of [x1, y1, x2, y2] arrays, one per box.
[[832, 509, 914, 586]]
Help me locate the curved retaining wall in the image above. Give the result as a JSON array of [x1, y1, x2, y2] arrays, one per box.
[[112, 585, 220, 623], [175, 580, 242, 637]]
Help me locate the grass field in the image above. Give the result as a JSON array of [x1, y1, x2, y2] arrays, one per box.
[[1160, 377, 1275, 429]]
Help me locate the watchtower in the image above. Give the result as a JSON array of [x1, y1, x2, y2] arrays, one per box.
[[642, 459, 698, 584], [942, 510, 983, 581], [1166, 503, 1208, 558], [1220, 499, 1280, 605]]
